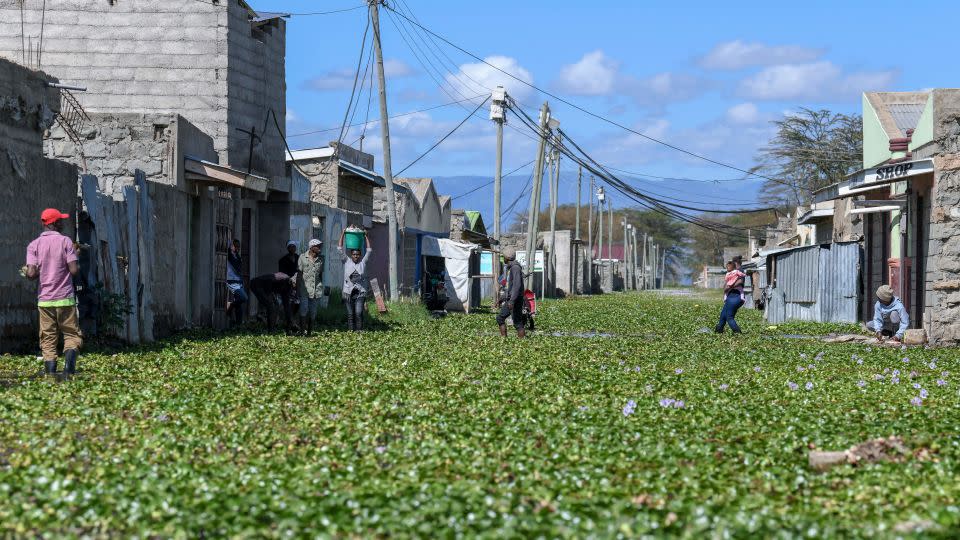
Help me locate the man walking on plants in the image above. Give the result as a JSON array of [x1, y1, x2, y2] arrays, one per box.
[[297, 238, 325, 335], [496, 247, 526, 338], [22, 208, 82, 376]]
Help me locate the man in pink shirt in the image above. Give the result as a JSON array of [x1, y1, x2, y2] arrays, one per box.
[[23, 208, 82, 376]]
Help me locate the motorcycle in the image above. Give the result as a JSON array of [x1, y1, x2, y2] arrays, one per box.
[[497, 274, 537, 331]]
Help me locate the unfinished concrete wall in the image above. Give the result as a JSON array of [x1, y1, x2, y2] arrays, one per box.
[[0, 59, 77, 351], [0, 0, 285, 181], [925, 90, 960, 345]]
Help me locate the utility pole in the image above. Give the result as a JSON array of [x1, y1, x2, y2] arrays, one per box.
[[546, 150, 556, 296], [524, 102, 550, 289], [597, 186, 605, 291], [661, 247, 668, 289], [641, 233, 648, 290], [653, 244, 659, 289], [575, 166, 582, 294], [607, 198, 613, 289], [631, 227, 639, 290], [622, 217, 629, 291], [369, 0, 399, 299], [587, 175, 594, 294], [490, 86, 506, 284]]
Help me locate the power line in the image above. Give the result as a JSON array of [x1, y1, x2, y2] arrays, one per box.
[[384, 5, 785, 184], [396, 96, 490, 176], [287, 94, 486, 138], [450, 160, 535, 199], [334, 11, 371, 150]]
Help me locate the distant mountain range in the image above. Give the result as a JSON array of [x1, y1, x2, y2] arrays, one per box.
[[431, 174, 766, 230]]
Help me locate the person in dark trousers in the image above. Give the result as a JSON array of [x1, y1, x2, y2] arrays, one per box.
[[250, 272, 295, 331], [279, 240, 299, 277], [496, 247, 526, 338], [23, 208, 83, 376], [297, 239, 325, 335], [715, 260, 745, 334], [338, 229, 372, 331], [225, 239, 247, 325]]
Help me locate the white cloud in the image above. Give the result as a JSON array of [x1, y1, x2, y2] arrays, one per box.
[[383, 58, 415, 78], [700, 40, 824, 70], [726, 102, 759, 124], [620, 72, 709, 108], [738, 61, 897, 101], [445, 55, 535, 102], [305, 58, 414, 91], [556, 50, 619, 95], [286, 109, 298, 122]]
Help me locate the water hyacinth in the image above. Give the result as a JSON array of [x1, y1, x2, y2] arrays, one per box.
[[719, 384, 729, 391], [909, 371, 918, 379], [928, 361, 937, 369], [891, 376, 901, 384], [659, 398, 685, 409], [857, 380, 867, 388], [937, 379, 947, 387], [857, 358, 864, 365], [753, 366, 761, 373], [815, 352, 824, 361], [913, 383, 922, 390], [920, 388, 929, 399], [800, 353, 808, 359], [787, 381, 799, 391], [622, 400, 637, 417], [911, 396, 923, 407], [807, 364, 815, 370], [797, 366, 806, 372], [805, 382, 814, 391], [902, 357, 910, 364], [873, 374, 884, 381], [675, 368, 684, 375]]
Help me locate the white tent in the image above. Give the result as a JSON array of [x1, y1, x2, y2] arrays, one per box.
[[421, 236, 477, 312]]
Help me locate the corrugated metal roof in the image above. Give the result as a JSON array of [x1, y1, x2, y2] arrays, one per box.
[[887, 103, 925, 134]]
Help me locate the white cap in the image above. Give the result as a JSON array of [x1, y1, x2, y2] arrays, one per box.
[[287, 240, 297, 248], [308, 239, 322, 248]]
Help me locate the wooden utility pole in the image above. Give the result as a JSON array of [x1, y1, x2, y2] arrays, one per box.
[[524, 102, 550, 283], [491, 86, 506, 284], [369, 0, 399, 299], [587, 175, 594, 293]]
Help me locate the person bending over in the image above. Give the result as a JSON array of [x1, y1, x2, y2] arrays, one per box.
[[867, 285, 908, 344]]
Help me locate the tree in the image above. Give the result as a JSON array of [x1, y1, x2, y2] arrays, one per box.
[[685, 211, 779, 272], [751, 108, 862, 207]]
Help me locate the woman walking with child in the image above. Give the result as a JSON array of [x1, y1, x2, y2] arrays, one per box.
[[715, 260, 746, 334]]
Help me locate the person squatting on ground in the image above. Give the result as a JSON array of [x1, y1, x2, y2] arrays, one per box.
[[225, 239, 247, 325], [250, 272, 295, 331], [715, 260, 745, 334], [297, 239, 325, 335], [867, 284, 909, 344], [496, 247, 526, 338], [338, 229, 372, 332], [23, 208, 82, 376]]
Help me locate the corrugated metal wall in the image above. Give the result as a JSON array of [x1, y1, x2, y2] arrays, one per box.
[[765, 242, 861, 324]]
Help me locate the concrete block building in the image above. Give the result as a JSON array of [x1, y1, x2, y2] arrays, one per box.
[[0, 58, 77, 351], [0, 0, 293, 339]]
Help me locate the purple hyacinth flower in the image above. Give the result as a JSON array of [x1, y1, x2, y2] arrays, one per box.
[[891, 377, 900, 384], [902, 357, 910, 364], [753, 366, 761, 373], [797, 366, 806, 372], [375, 445, 387, 454], [857, 358, 864, 365], [857, 380, 867, 388], [937, 379, 947, 387], [719, 384, 729, 391], [919, 388, 929, 399], [675, 368, 684, 375], [928, 361, 937, 369], [873, 374, 884, 381], [634, 366, 642, 373], [942, 371, 950, 379], [622, 400, 637, 417], [805, 382, 814, 391], [673, 400, 685, 409], [800, 353, 808, 359], [787, 381, 799, 391], [659, 398, 675, 408], [909, 371, 918, 379], [807, 364, 815, 370], [892, 369, 900, 377], [913, 383, 922, 390], [911, 396, 923, 407]]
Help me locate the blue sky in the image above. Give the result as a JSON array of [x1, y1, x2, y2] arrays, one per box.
[[259, 0, 957, 216]]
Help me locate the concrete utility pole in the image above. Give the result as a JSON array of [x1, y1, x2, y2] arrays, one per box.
[[369, 0, 399, 299], [490, 86, 506, 283], [575, 166, 582, 294], [631, 227, 639, 290], [641, 233, 648, 289], [587, 175, 594, 293], [661, 246, 668, 288], [622, 217, 629, 290], [607, 199, 613, 288], [653, 244, 659, 289], [524, 102, 550, 283], [546, 151, 555, 293], [597, 186, 605, 287]]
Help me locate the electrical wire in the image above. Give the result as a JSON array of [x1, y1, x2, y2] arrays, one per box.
[[395, 95, 491, 176], [450, 160, 535, 199], [384, 5, 790, 185], [334, 13, 372, 150]]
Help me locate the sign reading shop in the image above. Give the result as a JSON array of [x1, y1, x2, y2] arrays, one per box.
[[848, 158, 934, 191]]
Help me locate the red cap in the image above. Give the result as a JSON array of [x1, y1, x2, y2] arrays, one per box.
[[40, 208, 70, 225]]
